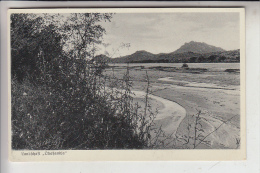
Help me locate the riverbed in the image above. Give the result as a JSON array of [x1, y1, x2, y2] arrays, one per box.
[[104, 63, 241, 149]]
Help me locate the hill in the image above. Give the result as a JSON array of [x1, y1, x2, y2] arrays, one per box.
[[111, 50, 156, 63], [99, 41, 240, 63], [173, 41, 225, 54]]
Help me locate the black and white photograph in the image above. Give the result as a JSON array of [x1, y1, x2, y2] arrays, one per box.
[[9, 8, 245, 161]]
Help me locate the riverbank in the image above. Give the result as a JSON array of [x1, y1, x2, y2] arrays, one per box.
[[132, 90, 186, 139]]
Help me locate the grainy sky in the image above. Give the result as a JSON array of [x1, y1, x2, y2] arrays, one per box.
[[97, 12, 240, 57]]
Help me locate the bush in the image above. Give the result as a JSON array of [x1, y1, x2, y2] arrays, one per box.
[[11, 75, 146, 149], [182, 63, 189, 68]]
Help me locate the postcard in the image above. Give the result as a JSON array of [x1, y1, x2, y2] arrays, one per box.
[[8, 8, 245, 161]]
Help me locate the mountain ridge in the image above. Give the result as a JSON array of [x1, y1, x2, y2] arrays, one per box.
[[173, 41, 225, 54], [97, 41, 240, 63]]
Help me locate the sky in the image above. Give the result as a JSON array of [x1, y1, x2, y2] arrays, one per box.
[[97, 12, 240, 57]]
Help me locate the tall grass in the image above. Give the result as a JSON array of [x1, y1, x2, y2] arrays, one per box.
[[11, 56, 160, 149]]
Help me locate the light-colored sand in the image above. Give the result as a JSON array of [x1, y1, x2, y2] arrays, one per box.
[[158, 77, 240, 90], [132, 89, 240, 149], [199, 114, 240, 149], [150, 78, 240, 149], [132, 90, 187, 137]]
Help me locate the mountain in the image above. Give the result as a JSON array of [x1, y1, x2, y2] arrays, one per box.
[[111, 50, 156, 63], [173, 41, 225, 54], [100, 41, 239, 63]]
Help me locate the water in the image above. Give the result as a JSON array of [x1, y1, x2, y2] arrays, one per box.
[[108, 63, 240, 72]]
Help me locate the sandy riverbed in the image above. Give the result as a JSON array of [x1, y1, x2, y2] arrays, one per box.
[[104, 65, 241, 149], [132, 90, 186, 137], [150, 79, 240, 149]]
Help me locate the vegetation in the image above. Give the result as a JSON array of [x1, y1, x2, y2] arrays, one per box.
[[11, 13, 163, 150]]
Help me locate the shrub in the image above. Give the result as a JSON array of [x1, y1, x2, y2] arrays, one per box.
[[182, 63, 189, 68]]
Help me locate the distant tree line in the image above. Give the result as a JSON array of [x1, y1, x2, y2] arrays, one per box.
[[128, 55, 240, 63]]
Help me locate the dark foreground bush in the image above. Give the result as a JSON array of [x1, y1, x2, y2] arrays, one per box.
[[11, 13, 150, 150], [12, 77, 145, 150]]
